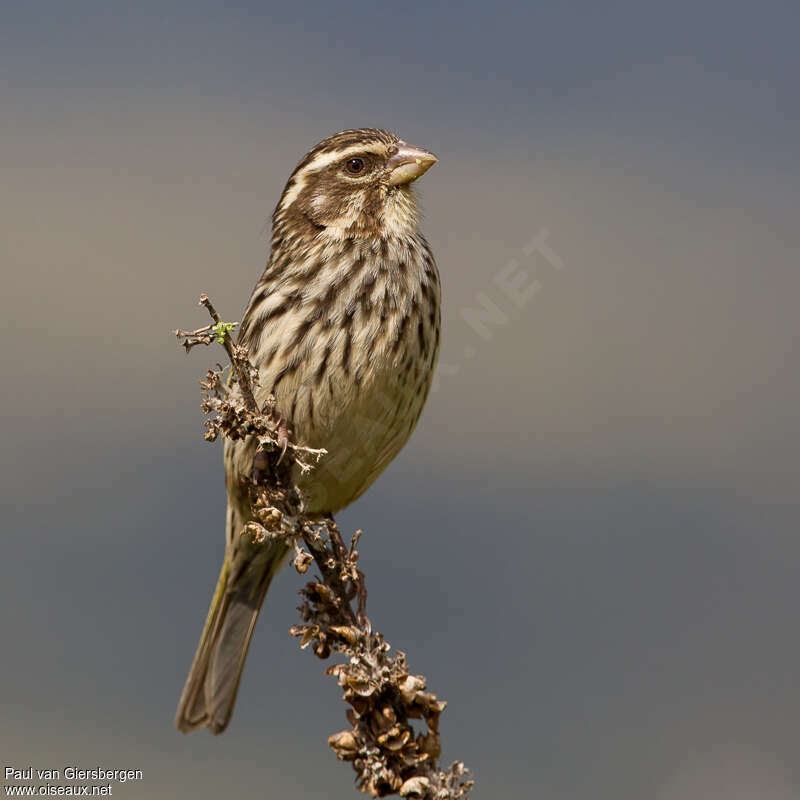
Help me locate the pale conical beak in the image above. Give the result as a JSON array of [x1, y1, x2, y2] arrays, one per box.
[[387, 143, 438, 186]]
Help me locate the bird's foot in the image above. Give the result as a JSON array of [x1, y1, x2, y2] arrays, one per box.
[[275, 416, 289, 464]]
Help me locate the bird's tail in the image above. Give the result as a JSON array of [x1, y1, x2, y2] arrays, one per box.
[[174, 504, 288, 734]]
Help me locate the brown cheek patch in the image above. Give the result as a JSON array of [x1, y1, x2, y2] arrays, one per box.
[[302, 176, 385, 233], [307, 177, 355, 224], [281, 203, 325, 238]]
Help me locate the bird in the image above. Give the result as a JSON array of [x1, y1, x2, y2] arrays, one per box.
[[175, 128, 440, 735]]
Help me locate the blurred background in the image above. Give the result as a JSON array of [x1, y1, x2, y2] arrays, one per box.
[[2, 1, 799, 798]]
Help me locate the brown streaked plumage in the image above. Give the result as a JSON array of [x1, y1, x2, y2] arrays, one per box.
[[175, 128, 440, 735]]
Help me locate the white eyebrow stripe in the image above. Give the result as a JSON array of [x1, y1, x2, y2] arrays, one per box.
[[301, 142, 379, 173], [277, 143, 382, 213]]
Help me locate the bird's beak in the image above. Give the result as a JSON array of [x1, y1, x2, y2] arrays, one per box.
[[387, 143, 438, 186]]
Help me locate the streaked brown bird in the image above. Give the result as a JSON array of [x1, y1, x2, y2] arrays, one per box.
[[175, 128, 440, 734]]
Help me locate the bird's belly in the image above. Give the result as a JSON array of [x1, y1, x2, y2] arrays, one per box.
[[272, 355, 430, 513]]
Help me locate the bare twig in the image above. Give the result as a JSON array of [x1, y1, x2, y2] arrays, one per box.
[[173, 322, 222, 352], [198, 292, 260, 412], [174, 295, 473, 799]]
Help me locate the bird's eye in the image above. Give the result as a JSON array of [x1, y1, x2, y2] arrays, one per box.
[[344, 157, 365, 175]]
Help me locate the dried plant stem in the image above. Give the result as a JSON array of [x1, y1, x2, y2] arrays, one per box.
[[175, 295, 473, 799], [199, 292, 259, 412]]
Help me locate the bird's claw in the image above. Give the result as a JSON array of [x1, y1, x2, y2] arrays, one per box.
[[276, 417, 289, 464]]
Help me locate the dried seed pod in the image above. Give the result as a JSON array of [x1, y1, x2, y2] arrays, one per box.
[[347, 695, 371, 717], [324, 663, 345, 679], [328, 730, 359, 760], [313, 638, 331, 659], [242, 521, 267, 543], [299, 624, 320, 649], [367, 769, 402, 797], [417, 730, 441, 759], [329, 625, 361, 646], [398, 743, 425, 769], [414, 691, 442, 710], [399, 674, 426, 703], [306, 582, 335, 605], [414, 692, 447, 733], [293, 548, 313, 574], [423, 708, 444, 733], [255, 505, 283, 528], [377, 724, 411, 751], [369, 705, 397, 734], [347, 675, 376, 697], [399, 776, 431, 797]]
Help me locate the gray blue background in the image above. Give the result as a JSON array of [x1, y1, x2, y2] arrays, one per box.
[[2, 1, 799, 797]]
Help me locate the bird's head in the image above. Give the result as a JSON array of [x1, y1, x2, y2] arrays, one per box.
[[274, 128, 438, 239]]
